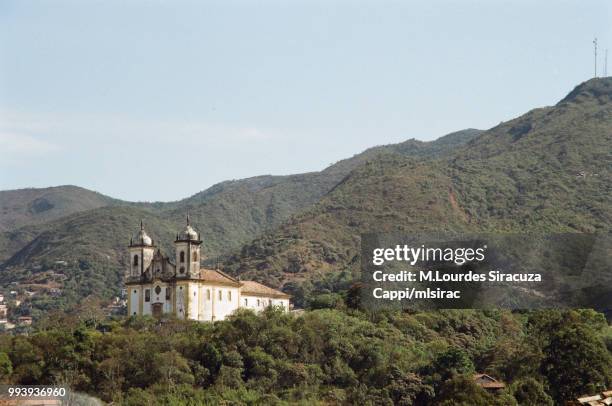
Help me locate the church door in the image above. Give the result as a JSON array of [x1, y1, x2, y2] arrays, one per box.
[[152, 303, 163, 318]]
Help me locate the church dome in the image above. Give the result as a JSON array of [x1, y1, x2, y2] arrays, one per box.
[[179, 225, 198, 241], [177, 214, 200, 241], [131, 221, 153, 246]]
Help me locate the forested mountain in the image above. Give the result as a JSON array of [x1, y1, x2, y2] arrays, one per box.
[[0, 126, 481, 314], [223, 78, 612, 290], [1, 78, 610, 313], [0, 185, 119, 231], [0, 128, 481, 265]]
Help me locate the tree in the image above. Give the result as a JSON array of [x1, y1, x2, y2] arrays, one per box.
[[153, 350, 194, 388], [76, 296, 106, 329], [385, 367, 434, 406], [0, 352, 12, 383], [436, 375, 516, 406], [510, 378, 553, 406], [432, 347, 474, 381], [215, 366, 244, 390], [309, 293, 344, 310], [542, 323, 612, 402], [345, 283, 363, 310]]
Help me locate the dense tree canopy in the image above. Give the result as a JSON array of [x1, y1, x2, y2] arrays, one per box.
[[0, 306, 609, 405]]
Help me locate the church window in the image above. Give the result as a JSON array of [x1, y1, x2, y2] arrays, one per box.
[[133, 255, 139, 266], [218, 290, 222, 301], [180, 251, 185, 263], [155, 285, 161, 295], [207, 290, 210, 300], [165, 288, 171, 300], [133, 290, 137, 294], [194, 291, 196, 297], [193, 252, 197, 262], [257, 299, 260, 307], [145, 289, 150, 302], [244, 298, 248, 306], [228, 291, 232, 301], [179, 267, 185, 273]]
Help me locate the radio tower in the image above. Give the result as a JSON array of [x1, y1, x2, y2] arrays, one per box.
[[593, 38, 598, 77]]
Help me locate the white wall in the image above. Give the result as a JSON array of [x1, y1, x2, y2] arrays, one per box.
[[129, 287, 140, 316], [240, 295, 289, 313], [134, 282, 177, 316], [176, 285, 187, 319], [142, 287, 151, 316], [194, 284, 240, 321], [275, 298, 290, 311], [214, 286, 240, 321], [188, 283, 199, 320]]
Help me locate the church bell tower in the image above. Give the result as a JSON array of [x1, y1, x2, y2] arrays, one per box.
[[174, 214, 202, 278], [128, 220, 155, 278]]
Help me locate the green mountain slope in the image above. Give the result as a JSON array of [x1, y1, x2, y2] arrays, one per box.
[[159, 173, 344, 256], [324, 128, 482, 175], [0, 128, 482, 314], [223, 78, 612, 289], [0, 185, 120, 232], [0, 128, 480, 264]]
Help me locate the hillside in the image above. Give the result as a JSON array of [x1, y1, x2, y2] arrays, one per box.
[[2, 78, 610, 314], [0, 185, 120, 231], [223, 78, 612, 292], [0, 128, 480, 264], [324, 128, 482, 175], [0, 128, 481, 313]]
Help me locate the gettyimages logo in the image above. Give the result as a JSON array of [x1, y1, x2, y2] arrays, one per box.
[[372, 244, 487, 266]]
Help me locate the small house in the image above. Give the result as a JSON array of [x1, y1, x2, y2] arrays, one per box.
[[473, 374, 506, 392]]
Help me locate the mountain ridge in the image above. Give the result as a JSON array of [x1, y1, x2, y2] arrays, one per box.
[[0, 131, 483, 316], [3, 77, 610, 313], [221, 78, 612, 292], [0, 185, 120, 232]]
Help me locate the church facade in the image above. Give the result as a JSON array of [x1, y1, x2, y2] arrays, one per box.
[[125, 218, 290, 321]]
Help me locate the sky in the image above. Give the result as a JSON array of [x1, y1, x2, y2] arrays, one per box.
[[0, 0, 611, 202]]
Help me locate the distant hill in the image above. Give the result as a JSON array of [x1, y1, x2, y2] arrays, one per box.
[[0, 127, 482, 313], [222, 78, 612, 290], [0, 128, 480, 263], [0, 185, 120, 231], [3, 79, 611, 314]]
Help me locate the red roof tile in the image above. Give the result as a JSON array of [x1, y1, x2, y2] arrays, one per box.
[[240, 281, 290, 298]]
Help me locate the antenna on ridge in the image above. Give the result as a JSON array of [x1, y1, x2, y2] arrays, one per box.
[[605, 48, 608, 77], [593, 38, 598, 77]]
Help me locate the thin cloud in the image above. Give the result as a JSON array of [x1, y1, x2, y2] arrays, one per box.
[[0, 132, 60, 161], [0, 110, 279, 147]]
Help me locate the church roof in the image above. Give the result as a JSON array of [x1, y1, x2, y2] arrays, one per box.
[[240, 281, 290, 298], [198, 268, 241, 286]]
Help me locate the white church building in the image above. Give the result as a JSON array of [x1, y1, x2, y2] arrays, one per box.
[[125, 217, 290, 321]]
